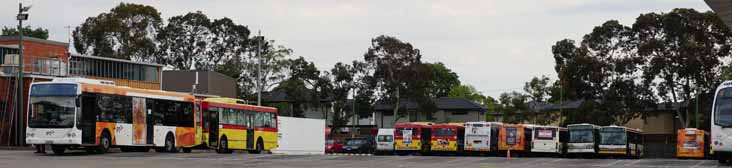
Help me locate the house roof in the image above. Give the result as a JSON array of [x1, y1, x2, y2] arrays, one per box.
[[262, 91, 334, 103], [374, 97, 487, 112]]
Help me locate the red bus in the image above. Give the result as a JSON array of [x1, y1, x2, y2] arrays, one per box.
[[394, 122, 433, 155], [430, 123, 465, 154]]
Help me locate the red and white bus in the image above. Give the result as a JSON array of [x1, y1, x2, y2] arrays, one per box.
[[394, 122, 433, 155], [26, 78, 196, 154], [199, 98, 278, 154]]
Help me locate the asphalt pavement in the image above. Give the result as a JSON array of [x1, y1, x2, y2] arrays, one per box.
[[0, 149, 724, 168]]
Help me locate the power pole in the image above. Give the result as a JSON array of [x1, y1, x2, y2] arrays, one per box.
[[257, 30, 262, 106], [15, 3, 30, 146]]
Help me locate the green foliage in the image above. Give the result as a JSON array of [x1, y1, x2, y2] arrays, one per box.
[[363, 35, 434, 123], [73, 3, 162, 60], [1, 26, 49, 39], [524, 75, 551, 102], [498, 91, 529, 124], [550, 8, 731, 127], [426, 62, 460, 98]]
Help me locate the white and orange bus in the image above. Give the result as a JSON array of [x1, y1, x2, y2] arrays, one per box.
[[199, 98, 278, 154], [677, 128, 709, 159], [26, 78, 197, 154]]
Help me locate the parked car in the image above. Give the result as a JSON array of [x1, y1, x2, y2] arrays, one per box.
[[342, 138, 375, 154], [375, 128, 395, 155], [325, 139, 343, 153]]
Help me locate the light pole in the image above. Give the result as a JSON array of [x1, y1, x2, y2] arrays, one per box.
[[15, 3, 30, 146]]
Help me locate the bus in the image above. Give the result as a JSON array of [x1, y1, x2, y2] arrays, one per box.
[[531, 125, 566, 155], [26, 78, 196, 154], [598, 125, 643, 158], [711, 81, 732, 163], [394, 122, 433, 155], [429, 123, 464, 154], [200, 98, 278, 154], [464, 122, 502, 154], [498, 124, 533, 156], [677, 128, 709, 159], [566, 123, 600, 156]]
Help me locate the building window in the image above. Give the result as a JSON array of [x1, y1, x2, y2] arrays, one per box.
[[451, 111, 468, 115]]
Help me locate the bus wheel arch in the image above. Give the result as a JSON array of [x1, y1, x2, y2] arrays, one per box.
[[217, 135, 230, 154], [97, 130, 112, 154], [164, 132, 177, 153]]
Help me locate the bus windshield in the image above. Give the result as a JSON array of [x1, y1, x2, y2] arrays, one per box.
[[433, 128, 456, 136], [569, 126, 594, 143], [715, 88, 732, 127], [28, 96, 76, 128], [600, 128, 626, 145]]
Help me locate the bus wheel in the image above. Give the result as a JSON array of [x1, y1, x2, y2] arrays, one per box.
[[217, 137, 230, 154], [165, 134, 177, 153], [255, 139, 264, 154], [51, 146, 65, 155], [182, 148, 192, 153], [97, 132, 111, 154]]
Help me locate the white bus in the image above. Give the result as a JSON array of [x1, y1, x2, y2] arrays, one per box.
[[598, 125, 643, 158], [25, 78, 197, 154], [531, 125, 566, 155], [712, 81, 732, 163], [567, 123, 600, 156], [463, 122, 502, 154]]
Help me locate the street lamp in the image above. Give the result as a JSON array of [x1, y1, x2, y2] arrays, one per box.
[[15, 3, 30, 146]]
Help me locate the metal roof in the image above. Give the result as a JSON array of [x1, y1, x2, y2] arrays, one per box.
[[71, 54, 163, 67]]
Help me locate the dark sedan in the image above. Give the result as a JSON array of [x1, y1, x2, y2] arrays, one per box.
[[342, 138, 375, 154]]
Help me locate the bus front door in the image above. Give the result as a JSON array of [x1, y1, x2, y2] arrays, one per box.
[[80, 95, 96, 144], [208, 110, 219, 148], [246, 112, 255, 149]]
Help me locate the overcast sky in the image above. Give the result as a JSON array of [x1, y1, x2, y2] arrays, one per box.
[[0, 0, 712, 98]]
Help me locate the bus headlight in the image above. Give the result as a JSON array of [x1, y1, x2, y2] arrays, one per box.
[[66, 133, 76, 137], [26, 133, 34, 137]]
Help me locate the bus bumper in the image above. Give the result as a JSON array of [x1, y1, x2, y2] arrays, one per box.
[[25, 128, 82, 145]]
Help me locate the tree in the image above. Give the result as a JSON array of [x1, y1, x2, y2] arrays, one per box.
[[634, 9, 731, 128], [498, 91, 529, 124], [523, 75, 551, 102], [2, 26, 49, 39], [157, 11, 214, 70], [426, 62, 460, 98], [274, 56, 321, 117], [363, 35, 431, 125], [73, 3, 162, 60]]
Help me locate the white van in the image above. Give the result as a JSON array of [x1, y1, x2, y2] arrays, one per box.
[[375, 128, 395, 155]]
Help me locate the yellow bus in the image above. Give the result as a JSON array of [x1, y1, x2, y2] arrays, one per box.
[[199, 98, 278, 154]]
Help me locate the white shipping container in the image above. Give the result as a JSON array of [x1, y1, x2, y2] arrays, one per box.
[[272, 116, 325, 155]]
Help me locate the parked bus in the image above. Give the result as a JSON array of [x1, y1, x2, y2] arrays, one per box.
[[394, 122, 433, 155], [566, 123, 600, 156], [430, 123, 465, 154], [712, 81, 732, 163], [677, 128, 709, 159], [200, 98, 278, 154], [26, 78, 196, 154], [498, 124, 533, 156], [598, 125, 643, 158], [531, 125, 566, 155], [464, 122, 502, 154]]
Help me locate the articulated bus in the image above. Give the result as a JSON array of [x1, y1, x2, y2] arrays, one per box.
[[677, 128, 709, 159], [26, 78, 196, 154], [598, 126, 643, 158], [566, 123, 600, 156], [464, 122, 502, 154], [200, 98, 278, 154], [429, 123, 465, 154], [531, 125, 566, 155], [394, 122, 433, 154], [498, 124, 533, 156], [711, 81, 732, 163]]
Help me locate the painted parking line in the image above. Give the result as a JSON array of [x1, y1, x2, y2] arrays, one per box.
[[624, 159, 642, 166], [596, 160, 623, 167]]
